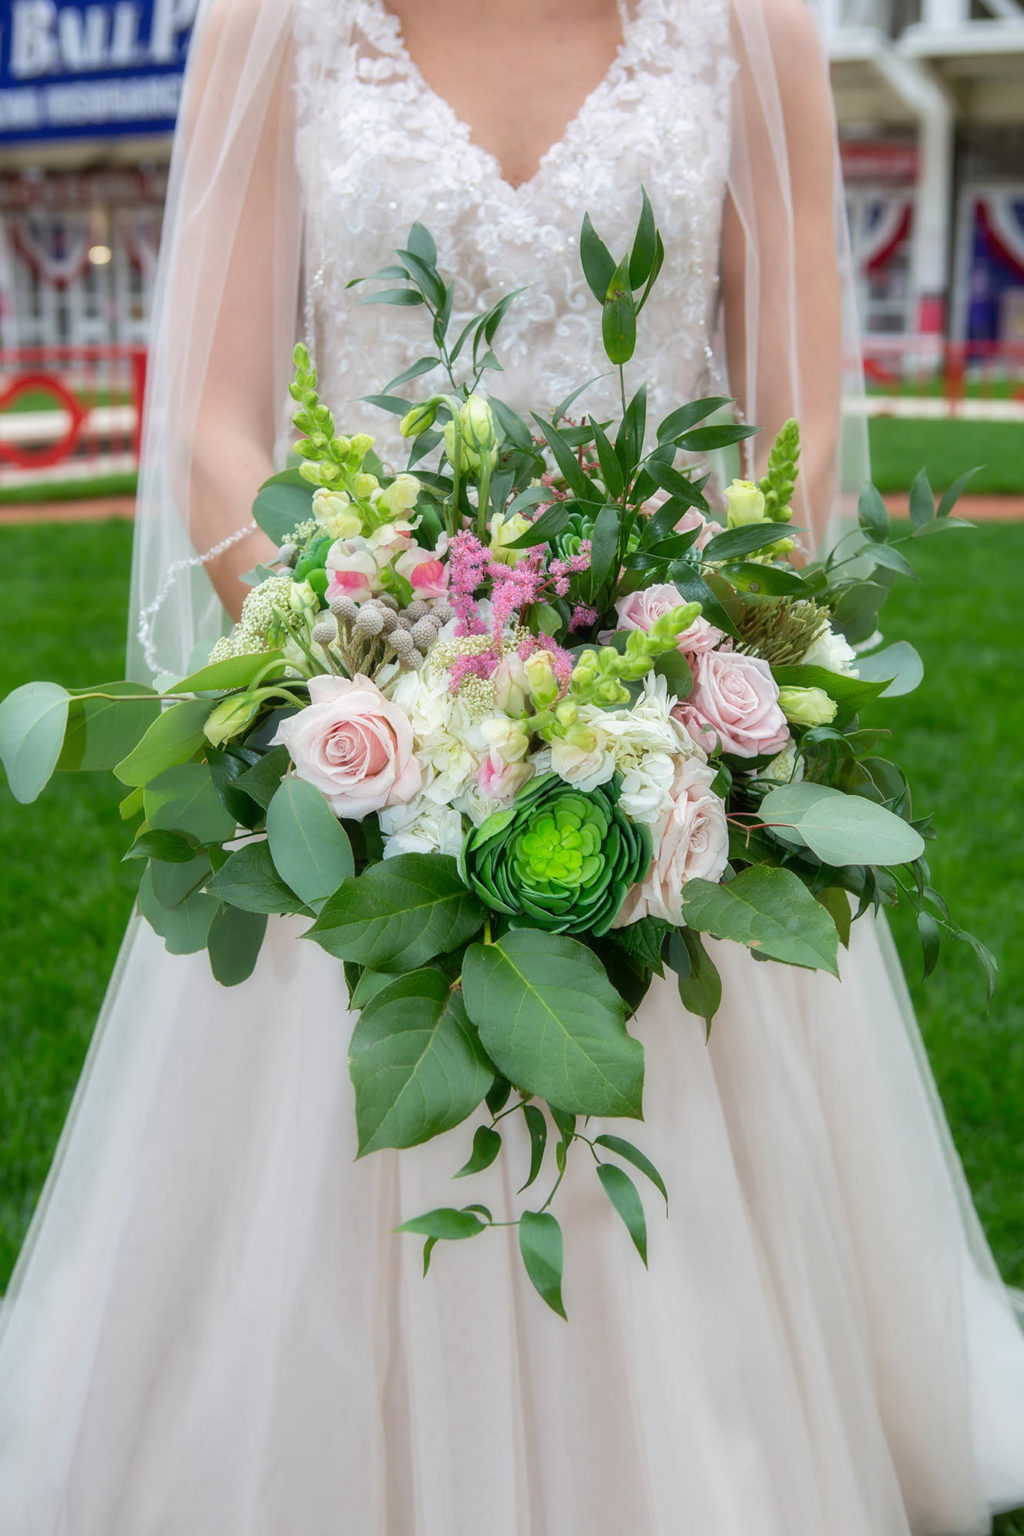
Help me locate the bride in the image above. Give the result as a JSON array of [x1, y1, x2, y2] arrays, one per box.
[[1, 0, 1023, 1531]]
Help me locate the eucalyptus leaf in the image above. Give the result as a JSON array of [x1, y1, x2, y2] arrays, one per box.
[[138, 867, 218, 955], [0, 681, 70, 804], [208, 904, 268, 987], [266, 776, 354, 910], [252, 470, 313, 545], [144, 763, 238, 846], [58, 683, 160, 774], [759, 782, 926, 866], [150, 853, 211, 908], [854, 641, 924, 698]]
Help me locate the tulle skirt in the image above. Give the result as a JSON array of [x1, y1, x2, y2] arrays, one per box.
[[0, 911, 1022, 1535]]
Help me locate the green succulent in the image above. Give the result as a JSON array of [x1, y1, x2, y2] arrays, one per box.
[[460, 773, 651, 936]]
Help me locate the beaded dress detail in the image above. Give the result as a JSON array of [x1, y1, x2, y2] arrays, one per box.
[[292, 0, 733, 451]]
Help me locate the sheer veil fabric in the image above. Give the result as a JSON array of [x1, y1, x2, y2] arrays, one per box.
[[1, 0, 1023, 1532]]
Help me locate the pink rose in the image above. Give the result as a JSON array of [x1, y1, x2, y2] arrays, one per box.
[[614, 757, 729, 926], [673, 504, 722, 552], [613, 583, 723, 658], [675, 649, 789, 759], [271, 673, 421, 820]]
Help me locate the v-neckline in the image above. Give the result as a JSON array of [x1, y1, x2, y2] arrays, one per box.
[[368, 0, 641, 197]]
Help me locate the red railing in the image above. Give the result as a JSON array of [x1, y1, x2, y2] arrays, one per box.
[[0, 345, 147, 489], [860, 337, 1024, 410]]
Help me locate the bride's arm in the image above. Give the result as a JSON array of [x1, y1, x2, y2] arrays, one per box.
[[171, 0, 299, 621], [721, 0, 843, 542]]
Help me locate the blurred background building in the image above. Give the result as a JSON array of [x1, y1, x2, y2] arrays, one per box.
[[0, 0, 1021, 493]]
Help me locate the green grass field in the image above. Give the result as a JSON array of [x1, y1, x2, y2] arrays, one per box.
[[0, 518, 1022, 1528], [868, 417, 1024, 497]]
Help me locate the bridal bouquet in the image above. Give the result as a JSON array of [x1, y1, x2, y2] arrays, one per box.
[[0, 199, 992, 1316]]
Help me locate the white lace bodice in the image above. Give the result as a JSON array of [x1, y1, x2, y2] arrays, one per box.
[[292, 0, 734, 454]]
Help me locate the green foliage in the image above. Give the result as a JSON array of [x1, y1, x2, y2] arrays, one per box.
[[683, 866, 841, 975], [348, 969, 494, 1155], [265, 775, 354, 910], [461, 929, 643, 1118], [307, 853, 485, 971], [759, 782, 926, 867], [0, 682, 69, 803]]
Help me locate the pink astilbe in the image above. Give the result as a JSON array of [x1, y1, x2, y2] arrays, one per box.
[[447, 529, 489, 634], [568, 603, 598, 633]]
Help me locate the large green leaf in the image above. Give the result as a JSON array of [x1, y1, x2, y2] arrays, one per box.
[[461, 930, 644, 1119], [0, 681, 70, 803], [207, 904, 268, 986], [349, 969, 494, 1156], [266, 776, 354, 910], [854, 641, 923, 698], [150, 853, 211, 909], [114, 699, 213, 786], [144, 763, 238, 846], [207, 841, 308, 915], [252, 468, 313, 544], [307, 853, 485, 971], [682, 866, 841, 974], [138, 866, 218, 955], [519, 1210, 567, 1320], [759, 782, 925, 866], [58, 682, 160, 773]]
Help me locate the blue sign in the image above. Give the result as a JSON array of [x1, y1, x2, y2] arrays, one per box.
[[0, 0, 199, 144]]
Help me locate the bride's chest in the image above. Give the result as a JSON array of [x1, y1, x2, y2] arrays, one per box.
[[291, 0, 735, 288]]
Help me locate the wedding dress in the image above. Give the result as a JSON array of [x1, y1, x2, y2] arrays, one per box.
[[2, 1, 1023, 1532]]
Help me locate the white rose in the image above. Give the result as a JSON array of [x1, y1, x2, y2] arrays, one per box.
[[614, 758, 730, 927], [801, 622, 859, 677]]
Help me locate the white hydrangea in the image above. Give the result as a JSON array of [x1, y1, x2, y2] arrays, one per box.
[[388, 658, 486, 801], [801, 622, 859, 677], [617, 750, 679, 825], [379, 793, 465, 860]]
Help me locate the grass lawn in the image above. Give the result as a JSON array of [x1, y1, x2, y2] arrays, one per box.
[[0, 470, 137, 506], [868, 416, 1024, 497], [0, 518, 1023, 1527]]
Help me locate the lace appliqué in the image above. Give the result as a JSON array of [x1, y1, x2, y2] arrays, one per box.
[[292, 0, 735, 458]]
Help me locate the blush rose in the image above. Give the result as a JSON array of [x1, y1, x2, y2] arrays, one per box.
[[271, 673, 421, 820], [614, 757, 729, 926], [674, 649, 790, 759]]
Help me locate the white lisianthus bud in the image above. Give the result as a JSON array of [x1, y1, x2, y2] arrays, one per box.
[[400, 401, 438, 439], [777, 685, 837, 728], [725, 479, 767, 527], [353, 472, 380, 499], [349, 433, 375, 462], [444, 393, 499, 475], [762, 739, 804, 784], [801, 622, 859, 677], [312, 488, 362, 540]]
